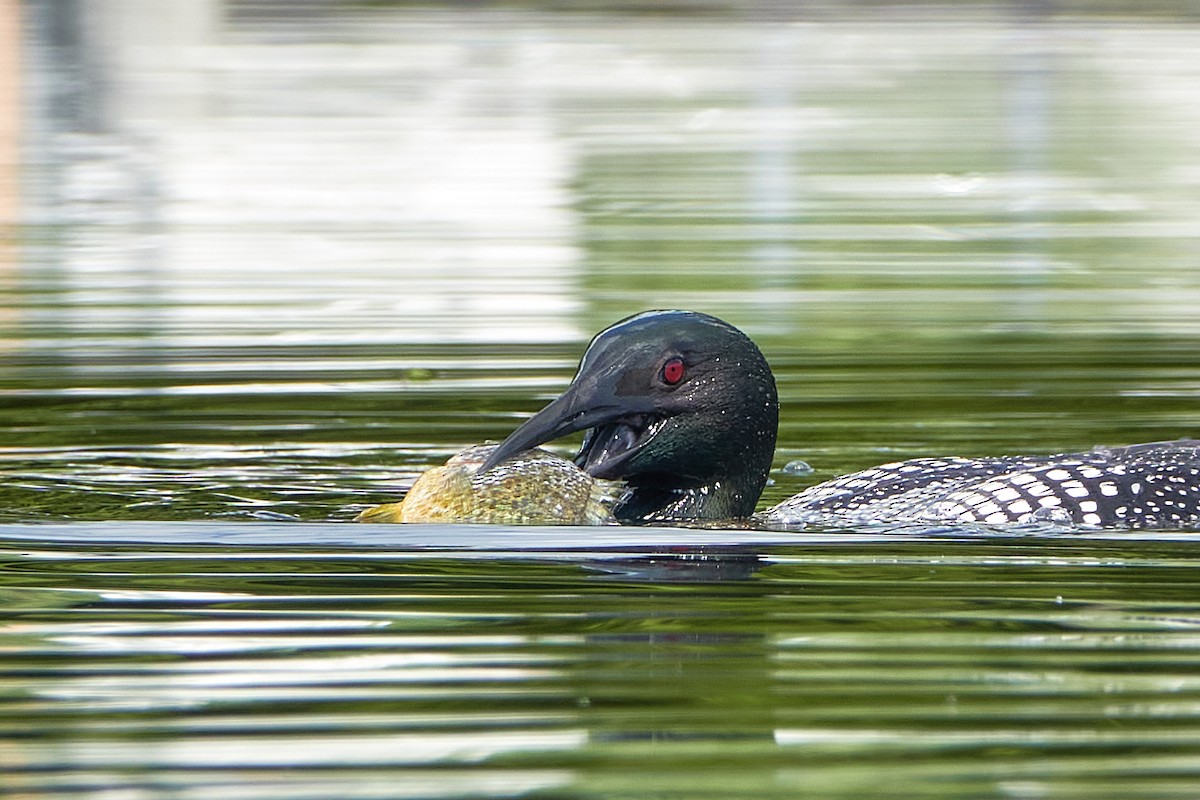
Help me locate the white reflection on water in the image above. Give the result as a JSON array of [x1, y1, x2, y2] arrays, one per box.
[[775, 727, 1200, 752], [27, 2, 584, 345], [16, 729, 587, 768], [48, 654, 564, 687], [8, 770, 575, 800], [18, 4, 1200, 352]]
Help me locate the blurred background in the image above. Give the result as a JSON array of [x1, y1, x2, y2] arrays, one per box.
[[2, 0, 1199, 519], [5, 7, 1200, 798]]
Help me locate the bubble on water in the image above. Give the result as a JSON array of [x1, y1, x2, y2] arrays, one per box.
[[782, 460, 814, 477]]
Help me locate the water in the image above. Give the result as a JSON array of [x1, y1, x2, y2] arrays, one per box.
[[3, 2, 1200, 797], [5, 524, 1200, 798]]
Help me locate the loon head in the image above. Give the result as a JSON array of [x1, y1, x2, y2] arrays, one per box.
[[481, 310, 779, 522]]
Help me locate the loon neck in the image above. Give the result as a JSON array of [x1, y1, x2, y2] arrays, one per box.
[[615, 481, 730, 523], [616, 452, 773, 523]]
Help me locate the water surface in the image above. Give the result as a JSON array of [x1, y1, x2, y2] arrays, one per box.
[[3, 3, 1200, 797]]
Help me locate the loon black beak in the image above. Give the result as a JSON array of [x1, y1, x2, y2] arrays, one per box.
[[480, 374, 662, 480]]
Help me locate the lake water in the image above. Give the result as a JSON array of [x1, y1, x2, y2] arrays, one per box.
[[3, 2, 1200, 797]]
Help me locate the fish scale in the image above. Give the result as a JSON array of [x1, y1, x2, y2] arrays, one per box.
[[766, 439, 1200, 528], [356, 445, 621, 525]]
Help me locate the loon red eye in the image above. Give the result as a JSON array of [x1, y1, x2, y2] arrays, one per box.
[[661, 356, 686, 386]]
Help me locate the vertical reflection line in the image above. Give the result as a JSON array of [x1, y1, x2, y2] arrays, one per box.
[[0, 0, 18, 251], [1006, 6, 1053, 326], [0, 0, 18, 356], [748, 14, 799, 332]]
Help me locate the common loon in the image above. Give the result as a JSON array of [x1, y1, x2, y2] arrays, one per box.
[[481, 310, 1200, 529]]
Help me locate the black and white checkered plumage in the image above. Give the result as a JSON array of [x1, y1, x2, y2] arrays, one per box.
[[766, 439, 1200, 529]]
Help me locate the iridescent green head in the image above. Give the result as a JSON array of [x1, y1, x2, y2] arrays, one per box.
[[482, 310, 779, 522]]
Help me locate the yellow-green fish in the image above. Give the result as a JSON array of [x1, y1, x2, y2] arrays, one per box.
[[354, 445, 622, 525]]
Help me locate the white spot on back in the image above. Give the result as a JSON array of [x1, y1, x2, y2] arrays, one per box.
[[1008, 499, 1032, 514]]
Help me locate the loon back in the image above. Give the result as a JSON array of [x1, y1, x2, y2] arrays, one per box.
[[766, 439, 1200, 529]]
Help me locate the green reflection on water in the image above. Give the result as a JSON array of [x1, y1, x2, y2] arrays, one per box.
[[2, 4, 1200, 798], [4, 5, 1200, 521], [3, 534, 1200, 797]]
